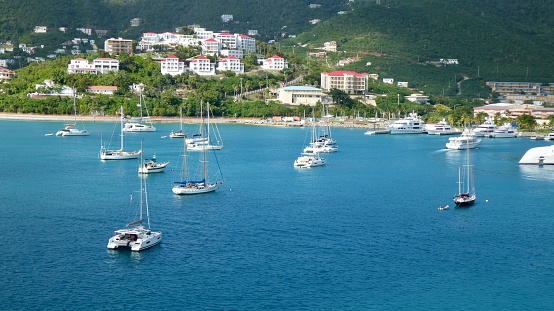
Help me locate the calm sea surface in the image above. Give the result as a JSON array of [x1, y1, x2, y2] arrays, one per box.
[[1, 120, 554, 310]]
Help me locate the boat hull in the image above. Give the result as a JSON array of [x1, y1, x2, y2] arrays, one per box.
[[454, 195, 476, 206], [519, 145, 554, 165], [107, 230, 162, 251], [101, 150, 141, 160], [138, 162, 169, 173], [172, 182, 221, 195]]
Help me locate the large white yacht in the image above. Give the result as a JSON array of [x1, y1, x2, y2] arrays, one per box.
[[491, 123, 519, 138], [472, 119, 497, 137], [446, 129, 482, 150], [425, 119, 461, 135], [387, 112, 425, 134], [519, 145, 554, 165], [294, 153, 326, 168]]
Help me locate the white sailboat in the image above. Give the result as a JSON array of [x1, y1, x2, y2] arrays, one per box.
[[123, 93, 157, 132], [172, 103, 224, 195], [170, 107, 187, 138], [107, 141, 162, 251], [294, 113, 326, 168], [187, 102, 223, 151], [56, 93, 89, 136], [453, 145, 476, 206], [100, 106, 142, 160]]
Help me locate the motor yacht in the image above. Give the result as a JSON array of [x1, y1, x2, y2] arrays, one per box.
[[387, 112, 426, 134]]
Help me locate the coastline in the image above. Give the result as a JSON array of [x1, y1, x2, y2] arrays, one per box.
[[0, 112, 379, 129]]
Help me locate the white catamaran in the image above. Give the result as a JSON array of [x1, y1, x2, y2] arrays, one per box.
[[107, 142, 162, 251]]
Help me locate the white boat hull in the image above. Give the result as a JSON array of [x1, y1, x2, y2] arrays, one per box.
[[519, 145, 554, 165], [294, 155, 326, 168], [101, 150, 141, 160], [187, 144, 223, 151], [172, 182, 221, 195], [107, 230, 162, 251], [139, 162, 169, 173], [123, 126, 157, 132]]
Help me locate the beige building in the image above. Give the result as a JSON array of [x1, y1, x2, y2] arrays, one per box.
[[320, 71, 368, 94], [279, 86, 323, 106], [104, 37, 134, 54], [0, 67, 15, 81], [473, 103, 554, 121]]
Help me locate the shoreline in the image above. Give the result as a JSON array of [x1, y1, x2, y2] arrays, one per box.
[[0, 112, 379, 129]]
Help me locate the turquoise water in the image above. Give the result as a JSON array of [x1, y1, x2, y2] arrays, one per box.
[[1, 120, 554, 310]]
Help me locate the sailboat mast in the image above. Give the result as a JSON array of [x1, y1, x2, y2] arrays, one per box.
[[179, 106, 183, 132], [73, 91, 77, 125], [202, 103, 207, 183], [466, 146, 471, 193], [207, 102, 211, 144], [120, 106, 124, 150], [183, 134, 187, 181], [140, 140, 144, 226]]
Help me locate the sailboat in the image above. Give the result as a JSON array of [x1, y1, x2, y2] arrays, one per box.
[[107, 140, 162, 251], [100, 106, 142, 160], [294, 112, 326, 168], [56, 93, 89, 136], [172, 103, 225, 195], [170, 106, 187, 138], [453, 145, 476, 206], [123, 93, 157, 132], [187, 102, 223, 151]]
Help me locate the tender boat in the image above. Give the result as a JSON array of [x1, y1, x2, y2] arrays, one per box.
[[519, 145, 554, 165], [107, 143, 162, 251], [138, 155, 168, 174], [472, 119, 497, 137], [445, 129, 482, 150], [386, 112, 426, 134], [438, 205, 450, 211], [491, 123, 518, 138]]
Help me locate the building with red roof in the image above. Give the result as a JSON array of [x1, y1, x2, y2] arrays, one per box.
[[320, 71, 369, 94]]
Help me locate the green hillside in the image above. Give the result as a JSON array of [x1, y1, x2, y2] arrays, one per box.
[[291, 0, 554, 97]]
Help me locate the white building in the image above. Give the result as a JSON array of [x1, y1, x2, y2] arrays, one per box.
[[220, 49, 244, 58], [261, 55, 289, 70], [34, 26, 47, 33], [217, 56, 244, 74], [202, 38, 220, 56], [67, 57, 119, 74], [104, 37, 134, 54], [383, 78, 394, 84], [189, 55, 215, 76], [221, 15, 234, 22], [160, 55, 186, 76], [279, 86, 323, 106], [321, 71, 369, 94], [405, 93, 430, 104], [87, 86, 118, 95], [0, 67, 15, 81], [397, 82, 409, 88]]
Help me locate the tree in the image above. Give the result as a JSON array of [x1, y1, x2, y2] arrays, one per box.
[[516, 114, 537, 130]]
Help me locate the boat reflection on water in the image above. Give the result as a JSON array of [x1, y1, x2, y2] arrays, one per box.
[[519, 165, 554, 181]]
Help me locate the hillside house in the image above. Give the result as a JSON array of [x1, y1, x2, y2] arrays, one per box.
[[160, 55, 186, 76], [217, 56, 244, 74], [261, 55, 289, 70], [87, 86, 118, 95], [189, 55, 215, 76], [0, 67, 15, 81]]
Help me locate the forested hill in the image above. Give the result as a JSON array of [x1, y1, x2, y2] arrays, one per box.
[[0, 0, 345, 41], [289, 0, 554, 95]]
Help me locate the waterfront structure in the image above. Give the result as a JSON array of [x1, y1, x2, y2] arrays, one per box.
[[161, 55, 186, 76], [217, 56, 244, 74], [320, 71, 368, 94], [279, 86, 323, 106], [104, 37, 134, 54]]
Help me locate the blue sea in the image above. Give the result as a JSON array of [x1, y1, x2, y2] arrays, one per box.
[[1, 119, 554, 310]]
